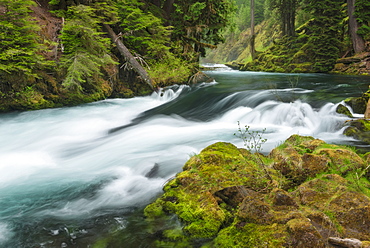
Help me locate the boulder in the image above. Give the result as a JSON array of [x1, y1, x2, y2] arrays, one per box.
[[336, 104, 353, 118], [143, 135, 370, 247], [344, 119, 370, 144]]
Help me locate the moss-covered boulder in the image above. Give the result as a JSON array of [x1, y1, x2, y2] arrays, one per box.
[[336, 103, 353, 118], [143, 135, 370, 247], [344, 119, 370, 144], [344, 88, 370, 114]]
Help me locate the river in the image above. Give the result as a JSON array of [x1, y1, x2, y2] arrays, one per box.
[[0, 65, 369, 247]]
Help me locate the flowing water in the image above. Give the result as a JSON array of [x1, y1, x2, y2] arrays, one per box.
[[0, 65, 369, 247]]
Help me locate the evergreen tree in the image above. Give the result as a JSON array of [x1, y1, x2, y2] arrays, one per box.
[[169, 0, 235, 60], [0, 0, 48, 77], [250, 0, 256, 60], [269, 0, 300, 37], [348, 0, 365, 53], [355, 0, 370, 41], [115, 0, 171, 59], [301, 0, 344, 71], [59, 4, 116, 93]]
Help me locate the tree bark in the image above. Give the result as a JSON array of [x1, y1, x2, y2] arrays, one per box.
[[163, 0, 175, 20], [347, 0, 366, 53], [103, 24, 155, 91], [250, 0, 256, 60], [151, 0, 161, 8], [365, 98, 370, 120]]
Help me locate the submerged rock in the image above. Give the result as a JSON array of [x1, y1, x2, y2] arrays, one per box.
[[144, 135, 370, 247]]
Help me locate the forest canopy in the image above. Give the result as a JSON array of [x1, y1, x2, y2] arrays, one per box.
[[0, 0, 234, 111], [0, 0, 369, 112], [205, 0, 370, 74]]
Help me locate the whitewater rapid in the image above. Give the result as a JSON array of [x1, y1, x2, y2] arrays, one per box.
[[0, 70, 363, 246]]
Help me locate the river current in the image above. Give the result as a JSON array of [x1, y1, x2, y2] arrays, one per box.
[[0, 65, 369, 247]]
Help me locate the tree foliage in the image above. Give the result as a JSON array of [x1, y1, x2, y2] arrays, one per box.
[[356, 0, 370, 40], [170, 0, 235, 59], [300, 0, 344, 71], [269, 0, 300, 36], [0, 0, 48, 77], [116, 0, 171, 59], [59, 4, 116, 92], [0, 0, 236, 111]]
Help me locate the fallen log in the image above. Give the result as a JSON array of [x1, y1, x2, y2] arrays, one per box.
[[103, 24, 155, 91], [328, 237, 362, 248]]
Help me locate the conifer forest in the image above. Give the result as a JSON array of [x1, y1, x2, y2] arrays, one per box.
[[0, 0, 369, 111]]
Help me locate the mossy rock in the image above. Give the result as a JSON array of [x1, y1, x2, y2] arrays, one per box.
[[328, 191, 370, 240], [344, 97, 367, 114], [212, 222, 288, 248], [315, 146, 366, 174], [336, 104, 353, 118], [269, 135, 330, 186], [145, 142, 277, 240], [287, 217, 326, 248], [344, 119, 370, 144], [143, 136, 369, 247]]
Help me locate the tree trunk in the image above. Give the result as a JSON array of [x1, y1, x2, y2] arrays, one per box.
[[347, 0, 366, 53], [287, 0, 296, 37], [365, 98, 370, 120], [250, 0, 256, 60], [151, 0, 161, 8], [103, 24, 155, 91], [163, 0, 175, 20]]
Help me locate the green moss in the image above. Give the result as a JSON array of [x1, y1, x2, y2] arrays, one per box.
[[144, 135, 370, 246], [153, 228, 191, 248], [344, 119, 370, 144], [144, 200, 166, 219], [212, 222, 287, 248], [149, 56, 193, 87], [91, 238, 109, 248], [336, 104, 353, 118], [344, 97, 367, 114]]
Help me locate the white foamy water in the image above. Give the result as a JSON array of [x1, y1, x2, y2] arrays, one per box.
[[0, 223, 13, 244], [0, 73, 366, 246]]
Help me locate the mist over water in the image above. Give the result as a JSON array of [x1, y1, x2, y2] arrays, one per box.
[[0, 66, 369, 247]]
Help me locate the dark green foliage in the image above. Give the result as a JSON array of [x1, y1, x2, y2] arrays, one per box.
[[300, 0, 343, 72], [0, 0, 236, 111], [0, 0, 49, 76], [171, 0, 235, 59], [116, 0, 171, 59], [356, 0, 370, 40], [238, 0, 344, 73], [59, 4, 116, 92], [269, 0, 300, 36]]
